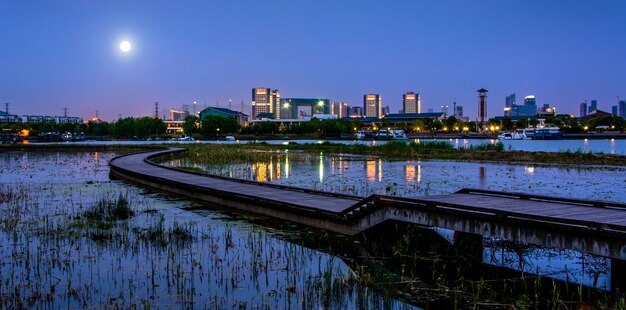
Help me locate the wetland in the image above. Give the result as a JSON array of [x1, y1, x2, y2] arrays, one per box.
[[1, 144, 626, 309]]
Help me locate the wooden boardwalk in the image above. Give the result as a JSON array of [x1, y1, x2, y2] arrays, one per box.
[[110, 148, 365, 216], [110, 148, 626, 259]]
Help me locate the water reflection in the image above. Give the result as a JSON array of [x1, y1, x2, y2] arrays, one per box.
[[478, 166, 487, 188], [166, 154, 626, 202], [319, 153, 324, 183]]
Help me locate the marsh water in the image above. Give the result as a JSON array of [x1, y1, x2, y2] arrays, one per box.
[[165, 151, 626, 203], [0, 151, 414, 309], [1, 150, 624, 308], [50, 137, 626, 154]]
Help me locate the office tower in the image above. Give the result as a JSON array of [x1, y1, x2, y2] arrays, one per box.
[[402, 92, 420, 114], [589, 100, 597, 114], [511, 95, 537, 118], [524, 95, 536, 106], [580, 102, 588, 117], [619, 100, 626, 118], [251, 88, 280, 119], [455, 104, 464, 118], [382, 105, 390, 116], [331, 101, 348, 118], [612, 106, 618, 116], [477, 88, 488, 123], [349, 106, 363, 117], [504, 93, 515, 117], [363, 94, 382, 118]]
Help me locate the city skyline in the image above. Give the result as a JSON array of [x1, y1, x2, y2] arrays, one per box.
[[1, 1, 624, 121]]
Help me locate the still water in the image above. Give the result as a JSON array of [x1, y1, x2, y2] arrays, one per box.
[[1, 150, 621, 308], [45, 137, 626, 154], [0, 151, 415, 309], [166, 152, 626, 203]]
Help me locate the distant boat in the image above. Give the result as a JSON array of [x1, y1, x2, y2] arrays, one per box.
[[530, 127, 562, 140], [178, 135, 194, 141], [355, 130, 374, 140], [375, 129, 393, 140], [224, 135, 236, 141], [497, 131, 525, 140], [391, 130, 409, 141]]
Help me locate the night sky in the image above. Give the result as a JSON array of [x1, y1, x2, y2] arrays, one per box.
[[1, 0, 624, 121]]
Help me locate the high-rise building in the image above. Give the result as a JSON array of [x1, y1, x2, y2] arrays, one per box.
[[453, 102, 464, 118], [251, 88, 280, 119], [477, 88, 488, 123], [348, 106, 363, 117], [402, 92, 420, 114], [331, 101, 348, 118], [612, 106, 618, 116], [589, 100, 597, 114], [511, 95, 537, 118], [619, 100, 626, 118], [580, 102, 588, 117], [363, 94, 382, 118], [382, 105, 390, 116], [504, 93, 515, 117], [524, 95, 536, 106]]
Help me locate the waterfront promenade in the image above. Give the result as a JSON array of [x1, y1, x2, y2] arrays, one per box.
[[110, 148, 626, 261]]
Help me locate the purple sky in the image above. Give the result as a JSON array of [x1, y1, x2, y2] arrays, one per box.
[[1, 0, 625, 121]]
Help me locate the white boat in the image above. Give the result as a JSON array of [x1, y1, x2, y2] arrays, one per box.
[[224, 135, 236, 141], [497, 131, 525, 140], [375, 130, 393, 140], [355, 130, 374, 140], [178, 135, 194, 141], [391, 130, 409, 141]]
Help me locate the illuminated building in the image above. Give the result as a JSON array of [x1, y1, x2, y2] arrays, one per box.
[[331, 101, 348, 118], [363, 94, 382, 118], [402, 92, 420, 114], [252, 88, 280, 119]]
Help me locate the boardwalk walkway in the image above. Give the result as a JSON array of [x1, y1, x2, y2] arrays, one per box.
[[110, 148, 626, 259]]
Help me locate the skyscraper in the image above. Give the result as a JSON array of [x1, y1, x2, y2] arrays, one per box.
[[589, 100, 597, 114], [510, 95, 537, 117], [363, 94, 382, 118], [402, 92, 420, 114], [331, 101, 348, 118], [251, 88, 280, 119], [580, 101, 588, 117], [382, 105, 390, 116], [524, 95, 536, 106], [619, 100, 626, 118], [612, 105, 618, 116], [504, 93, 515, 117], [477, 88, 488, 123]]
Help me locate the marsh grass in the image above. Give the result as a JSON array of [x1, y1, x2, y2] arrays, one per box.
[[0, 151, 413, 309], [176, 141, 626, 166]]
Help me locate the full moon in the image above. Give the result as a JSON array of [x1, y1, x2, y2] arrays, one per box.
[[120, 41, 131, 52]]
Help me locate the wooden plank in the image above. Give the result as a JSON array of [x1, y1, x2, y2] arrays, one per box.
[[112, 149, 626, 236]]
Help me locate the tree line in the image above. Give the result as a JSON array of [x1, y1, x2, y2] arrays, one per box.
[[2, 114, 623, 140]]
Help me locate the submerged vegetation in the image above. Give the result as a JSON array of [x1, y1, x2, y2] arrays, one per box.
[[1, 144, 626, 308]]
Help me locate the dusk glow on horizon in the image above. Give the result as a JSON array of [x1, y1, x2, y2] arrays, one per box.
[[0, 1, 624, 121]]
